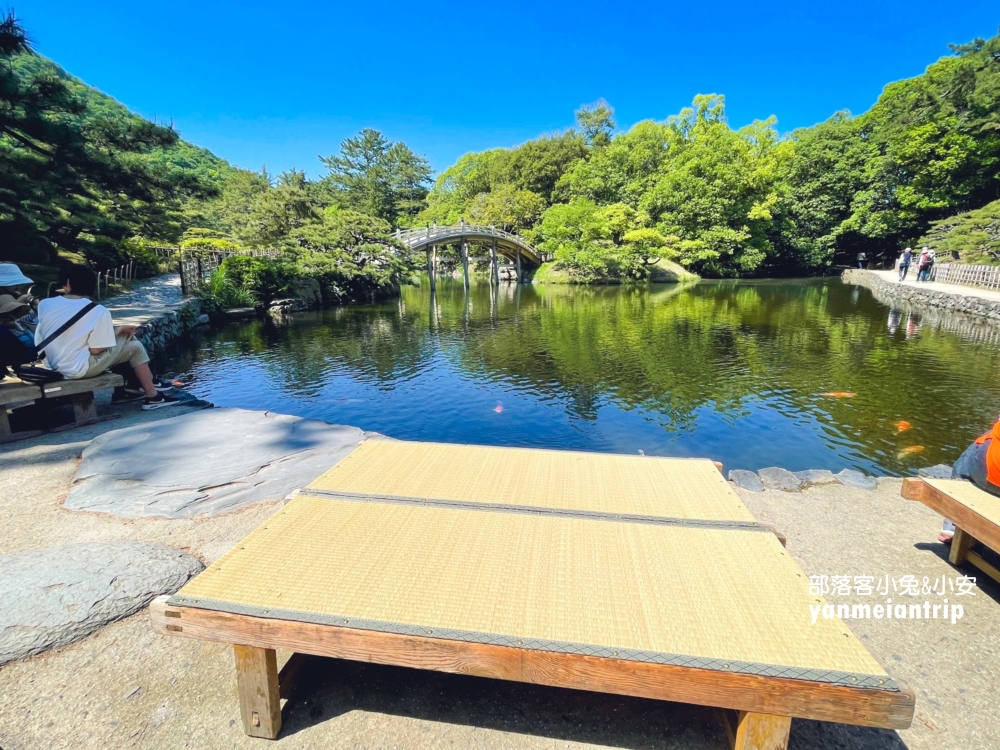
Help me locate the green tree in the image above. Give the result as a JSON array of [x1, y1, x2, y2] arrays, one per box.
[[320, 129, 431, 224], [575, 99, 617, 148], [282, 208, 411, 301], [0, 13, 216, 264], [468, 184, 546, 232]]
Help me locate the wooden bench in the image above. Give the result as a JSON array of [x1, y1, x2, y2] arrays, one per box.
[[902, 477, 1000, 583], [155, 441, 914, 745], [0, 381, 43, 443], [0, 371, 124, 442]]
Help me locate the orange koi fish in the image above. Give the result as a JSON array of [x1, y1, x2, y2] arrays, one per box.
[[897, 445, 925, 459], [895, 420, 912, 432], [820, 392, 856, 398]]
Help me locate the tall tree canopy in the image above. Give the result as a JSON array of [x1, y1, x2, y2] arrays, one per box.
[[0, 13, 218, 265], [319, 128, 431, 225]]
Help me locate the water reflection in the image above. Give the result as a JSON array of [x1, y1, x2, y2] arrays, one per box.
[[159, 279, 1000, 475]]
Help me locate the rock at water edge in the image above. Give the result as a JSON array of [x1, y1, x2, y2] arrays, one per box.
[[0, 542, 203, 666], [918, 464, 953, 479], [835, 469, 878, 491], [794, 469, 838, 487], [729, 469, 765, 492], [65, 408, 371, 519], [758, 467, 804, 492]]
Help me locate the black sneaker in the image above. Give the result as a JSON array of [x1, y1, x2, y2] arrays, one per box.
[[125, 378, 173, 395], [142, 393, 182, 410], [111, 389, 145, 405]]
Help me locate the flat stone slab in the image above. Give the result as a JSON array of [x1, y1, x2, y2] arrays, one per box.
[[0, 542, 202, 665], [918, 464, 953, 479], [758, 466, 804, 492], [65, 408, 370, 518], [728, 469, 764, 492], [794, 469, 838, 487], [835, 468, 878, 491]]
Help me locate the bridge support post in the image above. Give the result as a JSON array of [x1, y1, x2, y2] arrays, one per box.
[[491, 238, 499, 286], [427, 245, 436, 292], [462, 241, 470, 290]]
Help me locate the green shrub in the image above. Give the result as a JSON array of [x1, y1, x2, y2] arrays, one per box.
[[180, 237, 243, 252], [120, 236, 167, 277], [202, 267, 256, 310], [219, 255, 291, 303]]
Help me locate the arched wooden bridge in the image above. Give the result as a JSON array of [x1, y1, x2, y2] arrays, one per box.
[[395, 223, 543, 266], [395, 222, 545, 287]]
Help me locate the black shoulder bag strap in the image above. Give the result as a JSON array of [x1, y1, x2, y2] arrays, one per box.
[[35, 301, 99, 356]]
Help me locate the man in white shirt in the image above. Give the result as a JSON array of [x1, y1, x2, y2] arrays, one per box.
[[35, 266, 179, 410]]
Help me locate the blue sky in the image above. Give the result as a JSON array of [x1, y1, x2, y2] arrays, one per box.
[[18, 1, 999, 178]]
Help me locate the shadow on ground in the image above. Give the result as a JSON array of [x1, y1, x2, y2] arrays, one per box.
[[278, 657, 908, 749]]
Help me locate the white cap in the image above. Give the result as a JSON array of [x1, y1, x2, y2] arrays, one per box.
[[0, 263, 32, 286]]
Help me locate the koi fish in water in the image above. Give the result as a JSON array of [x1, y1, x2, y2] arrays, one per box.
[[820, 392, 856, 398], [895, 420, 912, 432], [898, 445, 925, 459], [494, 402, 504, 413]]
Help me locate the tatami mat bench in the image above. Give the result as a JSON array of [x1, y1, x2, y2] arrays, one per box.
[[153, 441, 914, 747], [903, 477, 1000, 583]]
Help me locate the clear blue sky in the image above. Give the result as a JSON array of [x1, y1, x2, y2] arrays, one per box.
[[17, 1, 999, 178]]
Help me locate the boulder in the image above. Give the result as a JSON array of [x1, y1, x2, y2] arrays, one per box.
[[728, 469, 764, 492], [918, 464, 953, 479], [219, 307, 256, 319], [289, 276, 322, 307], [0, 542, 202, 665], [835, 469, 878, 491], [268, 298, 312, 317], [65, 408, 371, 519], [758, 467, 804, 492], [794, 469, 838, 487]]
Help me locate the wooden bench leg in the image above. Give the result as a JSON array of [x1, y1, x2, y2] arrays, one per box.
[[235, 645, 282, 739], [70, 391, 99, 425], [721, 709, 792, 750], [949, 528, 973, 566], [0, 406, 42, 444]]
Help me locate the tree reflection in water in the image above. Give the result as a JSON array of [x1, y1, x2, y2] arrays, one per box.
[[160, 279, 1000, 475]]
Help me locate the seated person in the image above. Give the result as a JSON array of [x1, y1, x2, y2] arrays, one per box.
[[0, 294, 36, 378], [938, 416, 1000, 542], [34, 265, 179, 410], [0, 262, 34, 298]]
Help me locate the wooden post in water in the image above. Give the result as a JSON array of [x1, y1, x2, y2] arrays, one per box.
[[462, 241, 470, 291], [491, 237, 498, 286]]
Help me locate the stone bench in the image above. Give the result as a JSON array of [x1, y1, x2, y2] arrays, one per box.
[[0, 372, 125, 442]]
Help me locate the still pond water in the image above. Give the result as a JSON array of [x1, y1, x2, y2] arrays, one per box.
[[158, 279, 1000, 476]]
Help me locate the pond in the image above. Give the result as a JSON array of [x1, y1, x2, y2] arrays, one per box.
[[157, 278, 1000, 476]]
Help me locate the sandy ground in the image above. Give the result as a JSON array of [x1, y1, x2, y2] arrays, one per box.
[[1, 405, 998, 749]]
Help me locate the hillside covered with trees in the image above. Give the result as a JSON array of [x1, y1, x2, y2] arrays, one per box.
[[416, 31, 1000, 280], [2, 9, 998, 287]]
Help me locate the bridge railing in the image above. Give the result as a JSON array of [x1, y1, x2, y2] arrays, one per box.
[[395, 223, 541, 259]]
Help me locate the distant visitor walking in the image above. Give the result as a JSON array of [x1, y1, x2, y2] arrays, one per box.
[[898, 247, 913, 281], [857, 252, 867, 269], [916, 247, 935, 282]]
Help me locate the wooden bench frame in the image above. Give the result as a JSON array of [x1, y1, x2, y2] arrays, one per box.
[[0, 372, 124, 442], [0, 381, 42, 443], [902, 477, 1000, 583], [150, 597, 914, 747]]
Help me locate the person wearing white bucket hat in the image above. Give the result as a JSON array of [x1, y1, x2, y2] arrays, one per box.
[[0, 263, 33, 295]]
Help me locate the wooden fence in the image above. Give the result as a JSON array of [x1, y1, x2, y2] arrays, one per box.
[[94, 261, 138, 300], [151, 247, 282, 296], [931, 263, 1000, 291]]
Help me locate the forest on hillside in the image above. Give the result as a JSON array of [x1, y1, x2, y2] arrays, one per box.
[[1, 10, 998, 285]]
